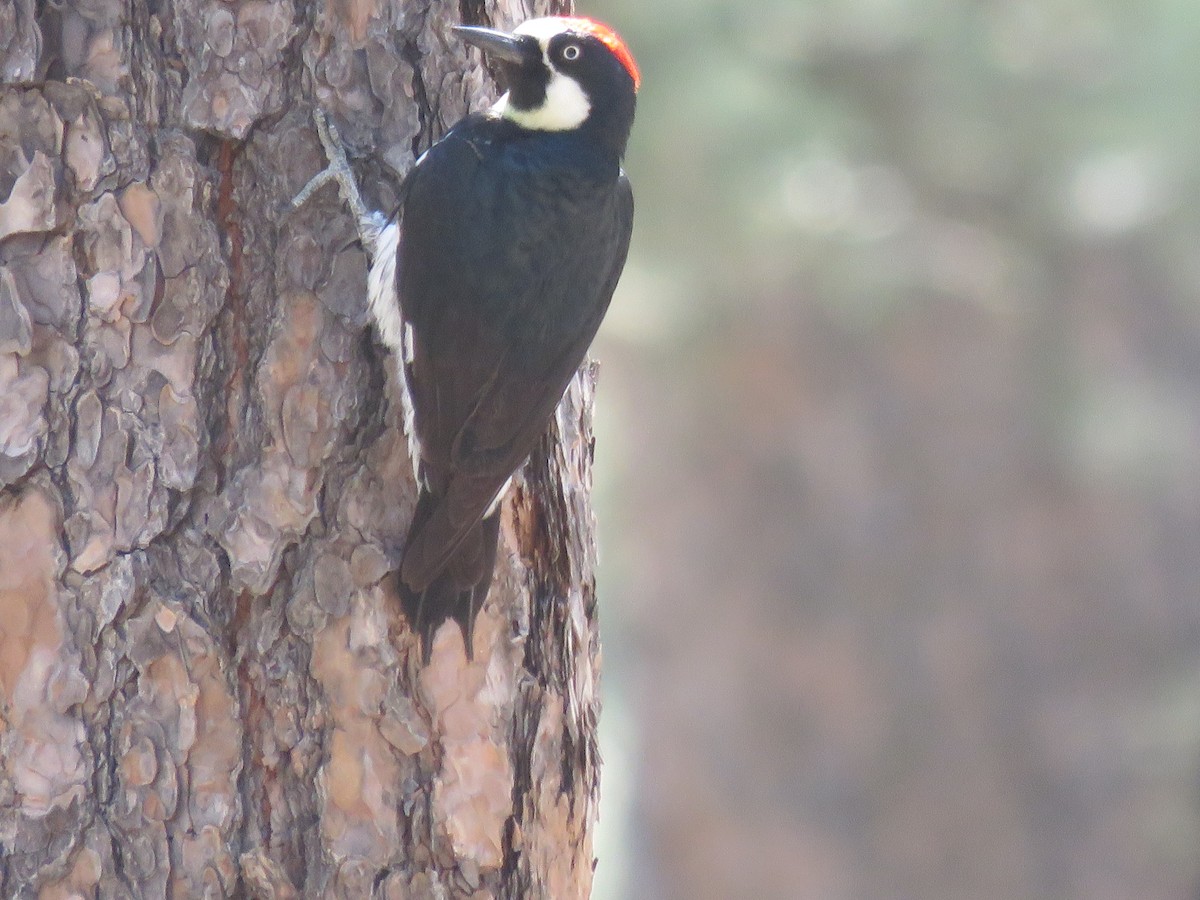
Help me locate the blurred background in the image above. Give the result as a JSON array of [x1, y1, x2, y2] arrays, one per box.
[[582, 1, 1200, 898]]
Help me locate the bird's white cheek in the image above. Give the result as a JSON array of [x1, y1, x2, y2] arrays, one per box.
[[494, 72, 591, 131]]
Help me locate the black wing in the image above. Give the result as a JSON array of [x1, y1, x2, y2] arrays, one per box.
[[396, 122, 634, 590]]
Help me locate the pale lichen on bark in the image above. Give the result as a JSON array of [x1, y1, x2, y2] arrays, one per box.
[[0, 0, 601, 897]]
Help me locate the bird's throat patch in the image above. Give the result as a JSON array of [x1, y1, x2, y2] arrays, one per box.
[[494, 70, 591, 131]]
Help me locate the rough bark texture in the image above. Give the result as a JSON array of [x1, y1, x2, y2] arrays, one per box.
[[0, 0, 602, 896]]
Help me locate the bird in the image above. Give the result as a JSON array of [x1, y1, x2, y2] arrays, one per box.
[[297, 17, 640, 661]]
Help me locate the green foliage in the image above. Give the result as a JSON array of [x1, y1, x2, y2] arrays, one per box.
[[605, 0, 1199, 330]]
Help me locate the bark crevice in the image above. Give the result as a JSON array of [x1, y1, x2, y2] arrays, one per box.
[[0, 2, 601, 896]]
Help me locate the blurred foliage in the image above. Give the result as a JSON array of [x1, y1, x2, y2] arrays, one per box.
[[610, 0, 1200, 328], [587, 1, 1200, 898]]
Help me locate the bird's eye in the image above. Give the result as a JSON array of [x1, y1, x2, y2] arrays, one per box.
[[562, 43, 582, 61]]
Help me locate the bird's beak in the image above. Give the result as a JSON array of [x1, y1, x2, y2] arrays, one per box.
[[453, 26, 537, 67]]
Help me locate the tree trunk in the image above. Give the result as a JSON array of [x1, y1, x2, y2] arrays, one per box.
[[0, 0, 602, 896]]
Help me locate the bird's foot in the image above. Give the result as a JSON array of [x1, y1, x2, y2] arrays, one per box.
[[292, 108, 387, 258]]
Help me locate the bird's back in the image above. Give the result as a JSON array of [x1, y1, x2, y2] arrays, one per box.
[[398, 113, 633, 495]]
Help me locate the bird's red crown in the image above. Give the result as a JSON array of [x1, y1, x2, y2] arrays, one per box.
[[566, 17, 641, 92]]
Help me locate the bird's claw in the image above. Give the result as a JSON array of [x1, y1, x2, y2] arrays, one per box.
[[292, 108, 384, 257]]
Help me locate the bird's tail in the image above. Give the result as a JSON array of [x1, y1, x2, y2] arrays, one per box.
[[398, 488, 501, 663]]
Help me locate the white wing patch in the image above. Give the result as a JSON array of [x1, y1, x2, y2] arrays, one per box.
[[366, 218, 403, 354], [366, 218, 423, 481], [399, 320, 421, 482], [485, 476, 513, 517]]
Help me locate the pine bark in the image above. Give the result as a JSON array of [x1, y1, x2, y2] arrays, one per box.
[[0, 0, 602, 896]]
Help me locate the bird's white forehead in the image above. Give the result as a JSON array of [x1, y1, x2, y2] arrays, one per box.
[[513, 17, 576, 45]]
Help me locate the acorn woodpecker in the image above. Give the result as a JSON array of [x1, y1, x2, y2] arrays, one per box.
[[298, 17, 639, 660]]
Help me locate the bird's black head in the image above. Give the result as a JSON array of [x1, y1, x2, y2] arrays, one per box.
[[454, 17, 640, 158]]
